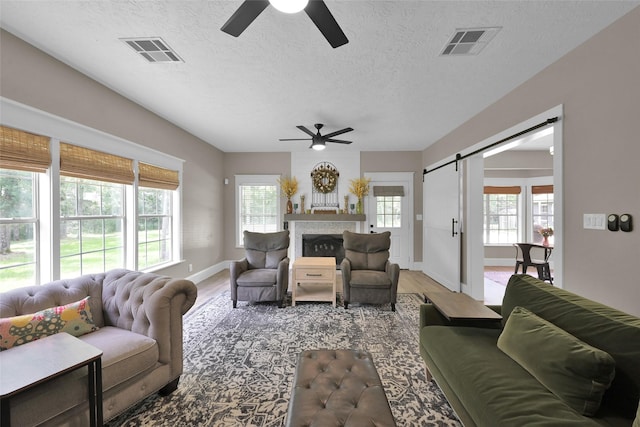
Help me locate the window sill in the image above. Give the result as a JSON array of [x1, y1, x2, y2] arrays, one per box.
[[141, 260, 184, 273]]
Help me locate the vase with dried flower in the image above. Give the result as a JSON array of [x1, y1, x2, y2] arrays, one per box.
[[539, 227, 554, 247], [278, 176, 298, 214], [348, 177, 371, 215]]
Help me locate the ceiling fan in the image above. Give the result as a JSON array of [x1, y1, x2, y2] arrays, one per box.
[[280, 123, 353, 151], [221, 0, 349, 48]]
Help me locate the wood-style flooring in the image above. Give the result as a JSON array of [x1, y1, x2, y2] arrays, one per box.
[[192, 269, 449, 311]]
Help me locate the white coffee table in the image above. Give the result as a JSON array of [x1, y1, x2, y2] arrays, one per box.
[[292, 257, 337, 307]]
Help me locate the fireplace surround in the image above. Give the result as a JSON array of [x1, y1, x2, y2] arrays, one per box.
[[302, 234, 344, 266]]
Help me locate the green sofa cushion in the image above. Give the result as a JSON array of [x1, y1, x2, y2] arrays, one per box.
[[498, 306, 616, 416], [420, 325, 603, 426], [502, 274, 640, 418]]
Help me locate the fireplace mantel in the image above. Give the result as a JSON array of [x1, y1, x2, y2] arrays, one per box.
[[284, 214, 365, 222]]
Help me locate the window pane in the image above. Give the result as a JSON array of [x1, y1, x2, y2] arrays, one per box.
[[238, 184, 278, 244], [532, 192, 554, 245], [483, 193, 519, 244], [138, 187, 173, 269], [376, 196, 401, 228], [60, 177, 125, 278], [0, 170, 37, 290]]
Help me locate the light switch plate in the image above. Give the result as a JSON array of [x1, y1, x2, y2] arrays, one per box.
[[583, 213, 606, 230]]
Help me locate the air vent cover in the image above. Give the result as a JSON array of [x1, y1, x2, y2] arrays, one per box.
[[441, 27, 501, 56], [121, 37, 183, 63]]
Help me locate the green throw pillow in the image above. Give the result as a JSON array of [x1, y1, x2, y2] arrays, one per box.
[[633, 400, 640, 427], [497, 306, 616, 416], [0, 296, 98, 351]]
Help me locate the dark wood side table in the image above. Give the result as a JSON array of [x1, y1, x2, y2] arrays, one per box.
[[0, 332, 103, 427], [423, 290, 502, 323]]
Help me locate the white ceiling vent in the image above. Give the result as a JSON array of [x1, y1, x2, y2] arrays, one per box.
[[121, 38, 183, 63], [441, 27, 501, 56]]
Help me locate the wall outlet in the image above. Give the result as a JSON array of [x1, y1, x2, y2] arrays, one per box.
[[583, 213, 606, 230], [188, 263, 193, 272]]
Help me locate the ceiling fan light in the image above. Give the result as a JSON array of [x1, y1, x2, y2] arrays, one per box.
[[269, 0, 308, 14], [312, 142, 326, 151]]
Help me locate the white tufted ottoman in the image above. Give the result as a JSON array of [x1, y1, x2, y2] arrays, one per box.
[[286, 349, 396, 427]]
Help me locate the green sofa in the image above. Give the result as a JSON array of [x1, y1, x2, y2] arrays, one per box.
[[419, 274, 640, 426]]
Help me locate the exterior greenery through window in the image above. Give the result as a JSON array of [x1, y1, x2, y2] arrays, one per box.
[[483, 193, 519, 244], [138, 187, 173, 269], [0, 169, 37, 286], [60, 176, 124, 279], [236, 175, 279, 246], [0, 119, 182, 291]]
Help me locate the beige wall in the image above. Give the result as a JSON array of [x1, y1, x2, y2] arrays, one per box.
[[0, 30, 226, 279], [423, 7, 640, 315], [361, 151, 424, 262], [222, 152, 291, 261]]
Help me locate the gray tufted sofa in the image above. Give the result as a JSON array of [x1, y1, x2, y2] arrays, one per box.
[[0, 268, 197, 426]]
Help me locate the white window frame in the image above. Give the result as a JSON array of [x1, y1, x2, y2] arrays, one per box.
[[235, 174, 281, 248], [0, 169, 40, 288], [483, 178, 525, 246], [1, 98, 184, 284]]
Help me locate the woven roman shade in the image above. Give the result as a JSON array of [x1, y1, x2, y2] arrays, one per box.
[[138, 162, 179, 190], [0, 125, 51, 172], [60, 142, 134, 184], [532, 185, 554, 194], [373, 186, 405, 197], [484, 186, 521, 195]]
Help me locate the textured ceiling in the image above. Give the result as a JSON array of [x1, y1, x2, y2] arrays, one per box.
[[1, 1, 638, 153]]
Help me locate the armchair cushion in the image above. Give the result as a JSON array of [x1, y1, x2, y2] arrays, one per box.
[[244, 230, 290, 269], [349, 270, 392, 287], [237, 269, 278, 287], [343, 231, 390, 271]]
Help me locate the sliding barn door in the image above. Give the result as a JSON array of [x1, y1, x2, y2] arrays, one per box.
[[423, 162, 461, 292]]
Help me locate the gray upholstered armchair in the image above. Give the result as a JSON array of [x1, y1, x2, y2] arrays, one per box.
[[230, 230, 290, 308], [340, 230, 400, 311]]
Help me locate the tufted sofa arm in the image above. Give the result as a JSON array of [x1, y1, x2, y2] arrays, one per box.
[[100, 269, 197, 378]]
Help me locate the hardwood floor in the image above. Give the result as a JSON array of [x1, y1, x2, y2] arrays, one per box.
[[192, 269, 449, 311]]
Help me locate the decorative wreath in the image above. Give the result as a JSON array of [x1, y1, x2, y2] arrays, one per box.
[[311, 164, 339, 194]]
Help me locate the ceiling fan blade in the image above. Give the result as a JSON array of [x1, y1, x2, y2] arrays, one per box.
[[296, 125, 316, 137], [279, 138, 312, 141], [323, 127, 354, 139], [221, 0, 269, 37], [326, 139, 352, 144], [304, 0, 349, 48]]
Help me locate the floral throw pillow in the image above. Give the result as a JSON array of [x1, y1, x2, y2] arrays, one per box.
[[0, 296, 98, 351]]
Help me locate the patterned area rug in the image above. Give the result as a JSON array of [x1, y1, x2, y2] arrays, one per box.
[[106, 292, 461, 426]]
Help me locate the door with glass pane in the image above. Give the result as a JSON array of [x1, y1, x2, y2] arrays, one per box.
[[366, 174, 412, 269]]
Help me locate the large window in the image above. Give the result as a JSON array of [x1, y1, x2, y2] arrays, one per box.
[[483, 186, 521, 244], [1, 102, 183, 289], [0, 169, 38, 288], [236, 175, 280, 246], [60, 177, 125, 278]]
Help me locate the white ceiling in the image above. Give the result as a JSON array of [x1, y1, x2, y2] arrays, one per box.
[[1, 1, 638, 153]]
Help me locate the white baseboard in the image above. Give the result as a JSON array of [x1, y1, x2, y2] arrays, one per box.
[[484, 258, 515, 267], [411, 262, 423, 271], [186, 261, 229, 284]]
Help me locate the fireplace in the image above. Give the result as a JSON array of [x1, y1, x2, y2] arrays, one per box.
[[302, 234, 344, 267]]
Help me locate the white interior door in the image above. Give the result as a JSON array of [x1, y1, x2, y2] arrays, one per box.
[[423, 162, 461, 292], [366, 173, 413, 269]]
